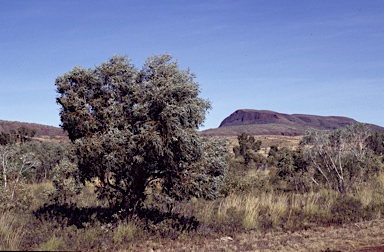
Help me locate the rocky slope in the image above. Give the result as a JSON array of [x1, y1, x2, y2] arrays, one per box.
[[202, 109, 384, 136], [0, 120, 66, 137]]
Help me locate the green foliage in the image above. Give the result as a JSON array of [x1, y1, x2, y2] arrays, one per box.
[[0, 145, 38, 212], [0, 134, 69, 191], [233, 133, 264, 168], [3, 171, 384, 250], [221, 163, 272, 195], [367, 131, 384, 156], [234, 133, 261, 156], [51, 158, 83, 204], [0, 127, 36, 145], [55, 54, 228, 215], [15, 141, 70, 183], [267, 146, 312, 192], [163, 137, 229, 201]]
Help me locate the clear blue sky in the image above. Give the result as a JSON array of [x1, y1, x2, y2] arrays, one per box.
[[1, 0, 383, 130]]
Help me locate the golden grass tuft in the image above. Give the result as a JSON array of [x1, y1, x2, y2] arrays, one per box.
[[113, 221, 142, 244], [0, 211, 26, 250], [376, 172, 384, 189], [214, 192, 290, 231], [38, 236, 65, 251], [358, 187, 374, 207]]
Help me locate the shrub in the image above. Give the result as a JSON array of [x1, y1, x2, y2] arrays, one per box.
[[268, 147, 312, 193], [330, 195, 363, 224], [50, 158, 83, 204]]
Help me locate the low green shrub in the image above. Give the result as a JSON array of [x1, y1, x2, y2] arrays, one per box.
[[330, 195, 363, 224]]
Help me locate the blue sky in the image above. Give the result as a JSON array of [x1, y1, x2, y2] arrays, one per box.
[[0, 0, 383, 130]]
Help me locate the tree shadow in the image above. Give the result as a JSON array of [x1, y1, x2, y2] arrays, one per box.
[[34, 202, 199, 233], [138, 207, 199, 233], [34, 203, 115, 228]]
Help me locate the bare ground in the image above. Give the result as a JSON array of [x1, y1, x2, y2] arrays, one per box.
[[122, 219, 384, 252]]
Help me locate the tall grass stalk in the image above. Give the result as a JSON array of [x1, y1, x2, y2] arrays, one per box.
[[0, 211, 26, 250], [214, 192, 289, 230], [265, 192, 288, 226], [357, 187, 374, 207], [289, 192, 323, 216], [194, 199, 216, 224], [241, 194, 262, 230], [113, 221, 141, 244]]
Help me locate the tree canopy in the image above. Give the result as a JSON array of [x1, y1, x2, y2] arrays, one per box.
[[55, 54, 228, 215]]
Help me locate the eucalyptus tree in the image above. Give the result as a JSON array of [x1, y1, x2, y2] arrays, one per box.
[[0, 144, 40, 212], [55, 55, 228, 215], [303, 123, 382, 194]]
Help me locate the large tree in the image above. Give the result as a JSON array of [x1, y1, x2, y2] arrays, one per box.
[[55, 55, 228, 215]]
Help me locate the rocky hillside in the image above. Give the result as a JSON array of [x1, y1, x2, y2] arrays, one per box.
[[0, 120, 66, 137], [202, 109, 384, 136]]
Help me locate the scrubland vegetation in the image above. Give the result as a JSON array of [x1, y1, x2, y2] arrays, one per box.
[[1, 124, 383, 251], [1, 55, 384, 251]]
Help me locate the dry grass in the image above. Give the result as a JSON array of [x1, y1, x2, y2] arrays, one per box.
[[0, 211, 26, 251], [27, 180, 105, 208], [28, 181, 55, 209], [38, 235, 65, 251], [3, 179, 384, 251], [208, 190, 334, 232], [113, 221, 142, 244], [33, 135, 69, 142], [115, 219, 384, 251], [3, 132, 383, 251], [217, 193, 275, 230]]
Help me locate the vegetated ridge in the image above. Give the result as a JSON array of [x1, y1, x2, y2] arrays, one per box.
[[201, 109, 384, 136], [0, 119, 67, 137]]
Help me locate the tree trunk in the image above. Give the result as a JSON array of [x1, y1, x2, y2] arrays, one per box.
[[2, 150, 9, 189]]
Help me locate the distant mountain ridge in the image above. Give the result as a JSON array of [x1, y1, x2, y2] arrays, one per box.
[[0, 120, 66, 137], [202, 109, 384, 136], [2, 110, 383, 138]]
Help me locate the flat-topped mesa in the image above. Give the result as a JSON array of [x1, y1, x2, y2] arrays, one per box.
[[219, 109, 286, 127], [199, 109, 384, 137], [219, 109, 357, 129]]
